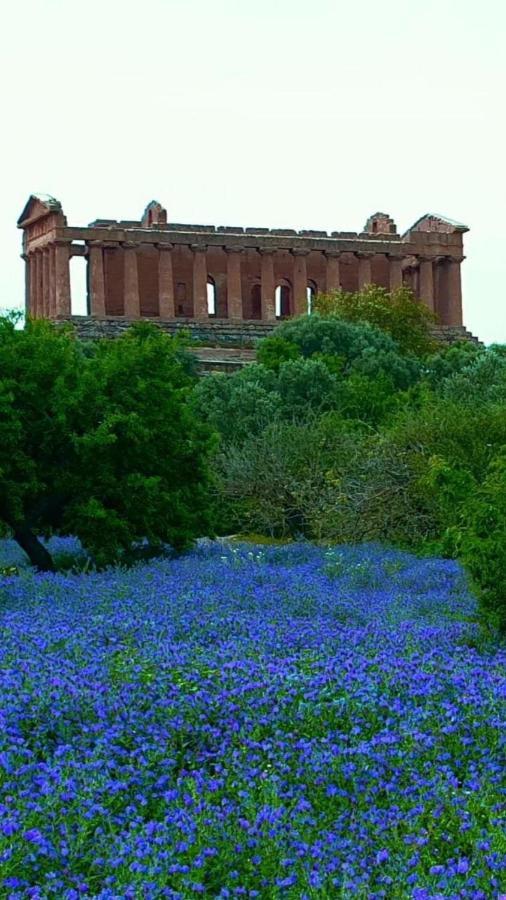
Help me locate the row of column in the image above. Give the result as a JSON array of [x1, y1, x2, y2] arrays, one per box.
[[25, 243, 71, 319], [25, 240, 463, 326], [86, 243, 421, 322]]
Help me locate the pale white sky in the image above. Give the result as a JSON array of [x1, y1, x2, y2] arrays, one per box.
[[1, 0, 505, 343]]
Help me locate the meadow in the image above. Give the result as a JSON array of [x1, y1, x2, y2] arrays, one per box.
[[0, 539, 504, 899]]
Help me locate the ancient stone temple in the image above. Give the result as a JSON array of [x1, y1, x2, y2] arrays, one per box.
[[18, 194, 469, 332]]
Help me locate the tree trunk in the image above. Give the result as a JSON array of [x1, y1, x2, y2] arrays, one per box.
[[13, 526, 55, 572]]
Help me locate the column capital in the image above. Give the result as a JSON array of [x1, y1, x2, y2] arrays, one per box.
[[156, 242, 174, 252], [325, 249, 341, 259], [190, 242, 207, 253], [87, 240, 105, 249], [449, 255, 465, 264], [291, 247, 310, 257]]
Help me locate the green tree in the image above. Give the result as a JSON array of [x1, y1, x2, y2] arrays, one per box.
[[0, 317, 216, 570], [313, 285, 436, 356], [268, 315, 422, 389], [191, 365, 281, 444]]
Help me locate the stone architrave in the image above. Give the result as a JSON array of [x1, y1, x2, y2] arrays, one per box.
[[292, 249, 309, 315], [157, 244, 175, 318], [88, 241, 106, 316], [325, 251, 341, 292], [260, 250, 276, 321], [192, 244, 209, 319], [418, 257, 435, 311], [123, 242, 140, 318], [357, 252, 373, 290], [226, 247, 243, 320], [54, 241, 71, 317], [447, 256, 464, 326], [388, 254, 403, 291]]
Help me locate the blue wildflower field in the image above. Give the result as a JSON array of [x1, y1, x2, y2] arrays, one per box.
[[0, 539, 505, 899]]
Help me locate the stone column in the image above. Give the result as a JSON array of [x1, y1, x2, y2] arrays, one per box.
[[418, 257, 435, 312], [357, 252, 373, 290], [192, 244, 208, 319], [88, 241, 107, 317], [388, 254, 403, 292], [123, 242, 140, 318], [292, 249, 309, 316], [42, 249, 50, 318], [54, 241, 72, 317], [157, 244, 175, 318], [325, 251, 341, 292], [226, 246, 243, 320], [447, 256, 464, 326], [33, 250, 43, 317], [48, 246, 56, 318], [260, 250, 276, 321], [22, 254, 30, 316], [28, 253, 37, 318]]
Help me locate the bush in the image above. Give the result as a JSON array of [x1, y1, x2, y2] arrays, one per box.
[[256, 335, 300, 371], [191, 366, 281, 444], [453, 452, 506, 633], [219, 416, 363, 539], [313, 284, 437, 356]]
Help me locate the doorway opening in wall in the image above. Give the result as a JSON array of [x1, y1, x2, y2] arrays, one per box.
[[307, 281, 317, 315], [69, 250, 88, 316], [275, 281, 292, 318], [207, 278, 217, 316]]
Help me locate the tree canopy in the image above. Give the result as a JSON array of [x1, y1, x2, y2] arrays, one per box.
[[0, 317, 216, 570]]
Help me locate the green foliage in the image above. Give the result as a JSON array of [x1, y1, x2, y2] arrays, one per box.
[[191, 366, 281, 444], [220, 416, 363, 539], [313, 284, 437, 356], [424, 340, 484, 387], [275, 357, 338, 419], [272, 313, 400, 363], [255, 335, 300, 371], [271, 314, 422, 390], [440, 347, 506, 404], [459, 452, 506, 632], [426, 452, 506, 632], [0, 317, 216, 569]]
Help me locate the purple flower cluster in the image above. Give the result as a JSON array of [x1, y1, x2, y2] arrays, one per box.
[[0, 539, 505, 898]]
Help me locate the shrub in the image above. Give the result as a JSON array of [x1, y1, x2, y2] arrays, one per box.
[[313, 284, 437, 356], [256, 335, 300, 371], [454, 452, 506, 633], [219, 417, 363, 539]]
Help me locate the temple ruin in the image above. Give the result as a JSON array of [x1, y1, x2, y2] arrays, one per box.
[[18, 195, 469, 335]]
